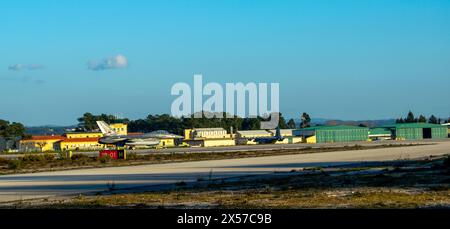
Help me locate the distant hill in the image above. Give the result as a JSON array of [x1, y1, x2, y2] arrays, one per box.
[[293, 118, 329, 125], [25, 125, 77, 135], [323, 119, 396, 128]]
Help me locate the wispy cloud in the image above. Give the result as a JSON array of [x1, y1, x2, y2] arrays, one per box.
[[8, 64, 44, 71], [87, 54, 128, 71]]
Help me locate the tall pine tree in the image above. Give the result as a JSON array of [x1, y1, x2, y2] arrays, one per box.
[[405, 111, 415, 123], [428, 115, 438, 124], [287, 119, 296, 129]]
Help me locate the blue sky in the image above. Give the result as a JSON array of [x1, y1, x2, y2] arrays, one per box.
[[1, 0, 449, 126]]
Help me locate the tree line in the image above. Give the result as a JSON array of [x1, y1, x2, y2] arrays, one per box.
[[76, 110, 450, 135], [76, 112, 313, 135], [396, 111, 449, 124], [0, 119, 28, 140]]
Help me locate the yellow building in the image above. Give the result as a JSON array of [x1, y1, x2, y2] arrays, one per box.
[[184, 128, 235, 147], [158, 138, 175, 147], [65, 132, 103, 139], [236, 130, 271, 145], [184, 138, 235, 147], [184, 128, 231, 139], [19, 135, 66, 152], [110, 123, 128, 135], [203, 139, 235, 147], [268, 129, 295, 137], [18, 123, 128, 152], [236, 130, 272, 138], [58, 137, 104, 151], [305, 135, 317, 144]]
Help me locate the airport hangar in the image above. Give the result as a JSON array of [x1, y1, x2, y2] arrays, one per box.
[[293, 123, 448, 143], [293, 125, 369, 143], [381, 123, 448, 140]]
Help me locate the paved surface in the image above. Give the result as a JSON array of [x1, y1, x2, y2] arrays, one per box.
[[0, 140, 449, 202], [0, 140, 434, 159]]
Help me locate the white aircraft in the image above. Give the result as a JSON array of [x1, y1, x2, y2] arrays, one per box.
[[96, 121, 183, 147]]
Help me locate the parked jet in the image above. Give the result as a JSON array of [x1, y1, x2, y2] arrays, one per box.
[[96, 121, 183, 147], [251, 127, 284, 144]]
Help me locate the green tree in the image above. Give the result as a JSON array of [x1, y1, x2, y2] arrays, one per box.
[[241, 118, 261, 130], [396, 118, 405, 123], [0, 119, 28, 140], [418, 115, 427, 123], [405, 111, 416, 123], [77, 113, 129, 131], [77, 113, 97, 130], [287, 119, 296, 129], [428, 115, 438, 124], [278, 113, 288, 129], [300, 112, 311, 128]]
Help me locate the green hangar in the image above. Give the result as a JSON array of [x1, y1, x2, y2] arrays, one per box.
[[386, 123, 448, 140], [294, 125, 369, 143]]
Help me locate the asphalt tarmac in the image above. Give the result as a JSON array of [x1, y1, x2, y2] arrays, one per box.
[[0, 140, 449, 202]]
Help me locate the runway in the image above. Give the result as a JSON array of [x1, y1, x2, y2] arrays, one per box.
[[0, 140, 449, 203], [0, 140, 432, 159]]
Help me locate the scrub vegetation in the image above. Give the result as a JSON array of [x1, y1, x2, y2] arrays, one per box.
[[8, 155, 450, 209]]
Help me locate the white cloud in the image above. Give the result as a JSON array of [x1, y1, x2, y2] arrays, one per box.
[[87, 54, 129, 71], [8, 64, 44, 71]]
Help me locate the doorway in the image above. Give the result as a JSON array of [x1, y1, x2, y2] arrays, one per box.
[[423, 128, 432, 139]]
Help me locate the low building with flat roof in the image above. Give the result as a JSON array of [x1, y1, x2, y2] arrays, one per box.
[[443, 123, 450, 137], [183, 128, 235, 147], [294, 125, 369, 143], [109, 123, 127, 135], [65, 132, 103, 139], [19, 135, 66, 152], [184, 128, 231, 140], [236, 130, 272, 138], [57, 137, 104, 151], [268, 129, 295, 137], [384, 123, 447, 140]]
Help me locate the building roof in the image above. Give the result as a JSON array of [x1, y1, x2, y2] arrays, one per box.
[[61, 137, 100, 143], [23, 135, 66, 141], [193, 128, 226, 131], [236, 130, 270, 135], [65, 132, 102, 135], [236, 130, 272, 137], [384, 123, 447, 129], [299, 125, 369, 131], [268, 129, 294, 134]]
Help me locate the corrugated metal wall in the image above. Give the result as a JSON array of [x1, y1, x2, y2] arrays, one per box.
[[396, 127, 423, 140], [316, 128, 369, 143], [431, 127, 448, 139], [395, 126, 447, 140]]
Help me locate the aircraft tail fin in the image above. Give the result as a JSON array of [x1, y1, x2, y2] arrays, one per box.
[[96, 121, 118, 136]]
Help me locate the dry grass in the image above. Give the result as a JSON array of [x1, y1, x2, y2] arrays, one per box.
[[24, 188, 450, 209], [13, 156, 450, 209]]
